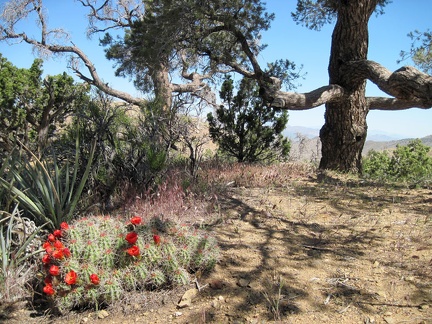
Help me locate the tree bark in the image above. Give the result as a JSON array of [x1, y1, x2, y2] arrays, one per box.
[[319, 0, 376, 173]]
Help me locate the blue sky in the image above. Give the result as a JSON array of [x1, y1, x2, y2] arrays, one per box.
[[1, 0, 431, 138]]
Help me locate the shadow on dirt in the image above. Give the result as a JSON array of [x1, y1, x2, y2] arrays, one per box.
[[184, 177, 432, 322]]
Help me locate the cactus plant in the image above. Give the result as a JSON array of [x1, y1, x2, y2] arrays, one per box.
[[39, 215, 220, 311]]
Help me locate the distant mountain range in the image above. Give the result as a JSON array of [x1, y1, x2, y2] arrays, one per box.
[[283, 126, 417, 142], [284, 126, 432, 161]]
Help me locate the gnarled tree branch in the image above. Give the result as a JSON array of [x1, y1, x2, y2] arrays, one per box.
[[342, 59, 432, 107], [271, 85, 345, 109]]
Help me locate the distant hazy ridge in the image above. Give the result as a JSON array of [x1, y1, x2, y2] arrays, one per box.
[[284, 126, 432, 162]]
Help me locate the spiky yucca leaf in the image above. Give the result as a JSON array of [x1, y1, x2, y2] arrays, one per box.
[[0, 139, 96, 229]]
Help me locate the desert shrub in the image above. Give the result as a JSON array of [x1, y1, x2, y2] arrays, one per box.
[[362, 150, 392, 180], [39, 215, 219, 312], [61, 94, 169, 209], [207, 76, 290, 163], [363, 139, 432, 185]]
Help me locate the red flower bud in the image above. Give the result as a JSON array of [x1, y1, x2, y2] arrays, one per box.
[[52, 249, 64, 260], [89, 273, 100, 285], [130, 216, 142, 225], [48, 234, 56, 242], [126, 245, 140, 257], [42, 254, 51, 264], [53, 240, 64, 249], [153, 234, 161, 245], [43, 284, 55, 295], [53, 229, 62, 238], [49, 265, 60, 276], [44, 245, 53, 255], [60, 222, 69, 230], [63, 247, 71, 258], [125, 232, 138, 244]]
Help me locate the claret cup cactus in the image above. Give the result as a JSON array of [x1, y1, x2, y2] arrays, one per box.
[[40, 215, 219, 311]]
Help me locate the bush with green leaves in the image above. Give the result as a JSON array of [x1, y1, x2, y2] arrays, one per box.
[[40, 215, 219, 312], [363, 139, 432, 184], [207, 76, 290, 163], [0, 54, 90, 157]]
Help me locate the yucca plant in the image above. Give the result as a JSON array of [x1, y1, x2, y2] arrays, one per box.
[[0, 205, 46, 303], [0, 138, 96, 230]]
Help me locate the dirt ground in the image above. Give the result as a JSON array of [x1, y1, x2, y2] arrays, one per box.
[[3, 174, 432, 323]]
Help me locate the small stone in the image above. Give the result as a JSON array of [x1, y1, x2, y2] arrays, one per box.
[[209, 279, 225, 289], [174, 311, 183, 317], [97, 310, 109, 319], [373, 261, 380, 268], [420, 304, 430, 310], [218, 295, 225, 302], [237, 278, 250, 287], [211, 300, 221, 309], [80, 318, 89, 323], [178, 288, 199, 308], [383, 316, 395, 324]]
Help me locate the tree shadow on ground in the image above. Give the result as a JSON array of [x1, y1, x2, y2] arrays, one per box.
[[184, 177, 432, 322]]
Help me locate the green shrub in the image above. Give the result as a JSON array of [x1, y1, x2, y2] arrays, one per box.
[[363, 139, 432, 185], [363, 150, 391, 180], [39, 215, 219, 312]]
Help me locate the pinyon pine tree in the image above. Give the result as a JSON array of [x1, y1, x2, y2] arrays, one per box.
[[208, 76, 290, 163]]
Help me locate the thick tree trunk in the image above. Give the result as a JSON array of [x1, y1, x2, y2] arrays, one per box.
[[319, 0, 376, 173], [151, 63, 173, 111]]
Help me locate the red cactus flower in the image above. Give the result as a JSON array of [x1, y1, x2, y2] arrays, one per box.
[[125, 232, 138, 244], [64, 270, 78, 285], [48, 234, 56, 242], [53, 240, 64, 249], [52, 249, 64, 260], [153, 234, 161, 245], [126, 245, 140, 257], [89, 274, 100, 285], [62, 247, 71, 258], [49, 265, 60, 276], [60, 222, 69, 230], [43, 284, 55, 295], [53, 229, 62, 238], [130, 216, 142, 225], [42, 254, 51, 264], [44, 245, 53, 255]]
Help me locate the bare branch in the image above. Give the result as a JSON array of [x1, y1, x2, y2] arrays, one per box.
[[271, 85, 345, 110], [77, 0, 144, 36], [367, 97, 431, 110]]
